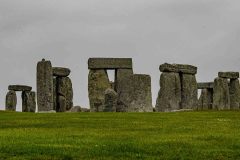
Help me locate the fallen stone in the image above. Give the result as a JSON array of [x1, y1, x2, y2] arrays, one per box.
[[171, 109, 194, 112], [155, 72, 181, 112], [5, 90, 17, 111], [229, 79, 240, 110], [81, 108, 90, 112], [37, 59, 54, 111], [218, 72, 239, 79], [103, 88, 118, 112], [8, 85, 32, 91], [198, 89, 213, 110], [197, 82, 214, 89], [181, 74, 198, 109], [52, 67, 71, 77], [117, 74, 153, 112], [38, 110, 56, 113], [213, 77, 230, 110], [57, 77, 73, 111], [69, 106, 81, 112], [159, 63, 197, 74], [88, 58, 133, 69], [88, 69, 111, 112]]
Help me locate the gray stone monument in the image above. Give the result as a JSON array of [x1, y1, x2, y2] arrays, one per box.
[[156, 63, 198, 112], [37, 59, 54, 111], [5, 90, 17, 111], [197, 82, 214, 110]]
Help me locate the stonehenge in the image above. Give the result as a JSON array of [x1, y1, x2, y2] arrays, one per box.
[[88, 58, 153, 112], [4, 58, 240, 113], [213, 72, 240, 110], [37, 59, 74, 112], [197, 82, 214, 110], [37, 59, 54, 112], [156, 63, 198, 112], [5, 85, 36, 112]]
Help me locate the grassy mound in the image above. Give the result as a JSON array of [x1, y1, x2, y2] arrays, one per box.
[[0, 111, 240, 159]]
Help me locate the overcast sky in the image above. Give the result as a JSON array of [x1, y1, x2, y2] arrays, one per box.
[[1, 0, 240, 111]]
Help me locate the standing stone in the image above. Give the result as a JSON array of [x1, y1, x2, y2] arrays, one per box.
[[117, 74, 153, 112], [213, 77, 230, 110], [53, 78, 57, 111], [22, 91, 36, 112], [57, 77, 73, 112], [37, 59, 54, 111], [103, 88, 118, 112], [229, 79, 240, 110], [156, 72, 181, 112], [115, 69, 133, 112], [88, 69, 111, 112], [5, 90, 17, 111], [181, 74, 198, 109], [58, 95, 66, 112], [198, 89, 213, 110]]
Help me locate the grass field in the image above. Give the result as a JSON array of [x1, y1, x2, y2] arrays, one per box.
[[0, 111, 240, 160]]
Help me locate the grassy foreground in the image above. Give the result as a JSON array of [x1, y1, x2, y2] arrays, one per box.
[[0, 111, 240, 160]]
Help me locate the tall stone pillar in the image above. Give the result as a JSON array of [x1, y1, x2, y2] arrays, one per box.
[[213, 77, 230, 110], [156, 72, 181, 112], [5, 90, 17, 111], [181, 74, 198, 109], [88, 69, 111, 112], [56, 77, 73, 112], [22, 91, 36, 112], [37, 59, 54, 111], [229, 78, 240, 110]]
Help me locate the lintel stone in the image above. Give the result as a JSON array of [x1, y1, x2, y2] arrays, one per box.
[[218, 72, 239, 79], [8, 85, 32, 91], [159, 63, 197, 74], [53, 67, 71, 77], [198, 82, 214, 89], [88, 58, 133, 69]]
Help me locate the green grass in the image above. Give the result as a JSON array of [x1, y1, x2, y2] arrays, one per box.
[[0, 111, 240, 160]]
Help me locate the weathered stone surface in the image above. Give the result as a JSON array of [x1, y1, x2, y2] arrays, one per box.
[[159, 63, 197, 74], [229, 79, 240, 110], [213, 77, 230, 110], [181, 74, 198, 109], [88, 69, 111, 112], [117, 74, 153, 112], [218, 72, 239, 79], [53, 78, 57, 111], [56, 77, 73, 112], [5, 90, 17, 111], [52, 67, 71, 77], [81, 108, 90, 112], [69, 106, 81, 112], [8, 85, 32, 91], [197, 82, 214, 89], [198, 89, 213, 110], [22, 91, 36, 112], [103, 88, 118, 112], [115, 69, 133, 112], [88, 58, 133, 69], [58, 95, 66, 112], [155, 72, 181, 112], [115, 69, 133, 90], [37, 59, 54, 111]]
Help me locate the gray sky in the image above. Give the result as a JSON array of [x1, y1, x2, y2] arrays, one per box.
[[1, 0, 240, 111]]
